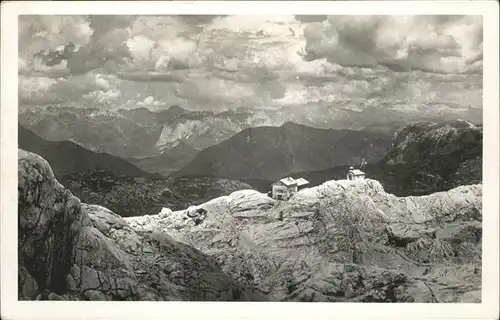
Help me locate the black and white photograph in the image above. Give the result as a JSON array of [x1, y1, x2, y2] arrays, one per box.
[[1, 1, 499, 320]]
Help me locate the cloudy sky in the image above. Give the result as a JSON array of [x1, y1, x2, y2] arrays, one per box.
[[19, 15, 483, 118]]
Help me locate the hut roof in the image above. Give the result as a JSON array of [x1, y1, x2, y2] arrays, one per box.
[[351, 169, 365, 175], [274, 177, 310, 187], [295, 178, 310, 186], [274, 177, 297, 186]]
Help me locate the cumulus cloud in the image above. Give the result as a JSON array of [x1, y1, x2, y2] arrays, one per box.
[[303, 15, 483, 74], [136, 96, 165, 107], [83, 88, 121, 105], [124, 16, 202, 72], [19, 16, 135, 77], [19, 14, 482, 122], [19, 15, 483, 78], [19, 72, 121, 106], [19, 16, 94, 56], [18, 76, 60, 104]]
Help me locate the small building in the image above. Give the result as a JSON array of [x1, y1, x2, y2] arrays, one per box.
[[347, 166, 365, 181], [271, 177, 310, 200]]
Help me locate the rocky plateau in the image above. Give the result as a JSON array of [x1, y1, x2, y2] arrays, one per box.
[[19, 148, 482, 302]]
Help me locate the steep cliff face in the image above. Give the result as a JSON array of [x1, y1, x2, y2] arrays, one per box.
[[378, 120, 482, 195], [127, 179, 482, 302], [18, 149, 266, 301]]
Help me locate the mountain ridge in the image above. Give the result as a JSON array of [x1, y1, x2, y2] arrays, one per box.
[[19, 103, 476, 165], [18, 124, 150, 178], [377, 120, 482, 195], [172, 122, 393, 181]]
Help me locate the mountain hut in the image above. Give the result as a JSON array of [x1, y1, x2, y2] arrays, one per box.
[[347, 166, 365, 181], [271, 177, 310, 200]]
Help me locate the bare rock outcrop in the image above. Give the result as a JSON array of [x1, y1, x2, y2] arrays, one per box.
[[126, 179, 482, 302], [18, 149, 266, 301], [378, 120, 482, 195]]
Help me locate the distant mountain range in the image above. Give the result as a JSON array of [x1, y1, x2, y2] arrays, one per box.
[[172, 122, 393, 181], [19, 106, 171, 158], [18, 124, 150, 178], [19, 103, 479, 173]]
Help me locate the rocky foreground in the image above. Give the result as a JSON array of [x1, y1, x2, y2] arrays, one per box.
[[18, 149, 266, 301], [19, 149, 482, 302], [127, 180, 482, 302]]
